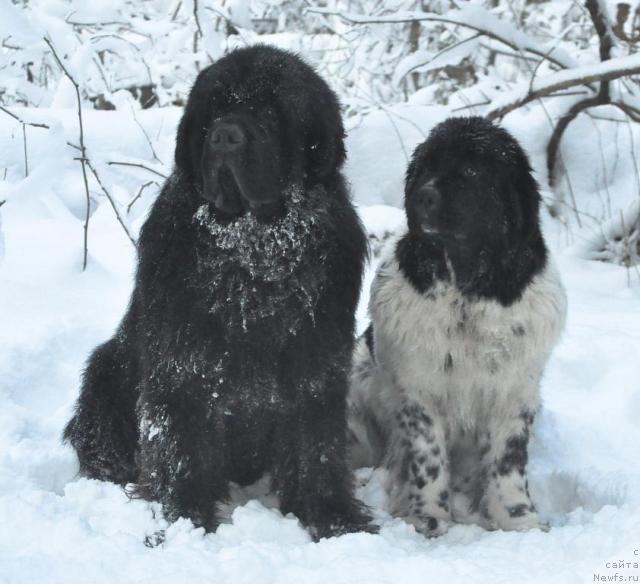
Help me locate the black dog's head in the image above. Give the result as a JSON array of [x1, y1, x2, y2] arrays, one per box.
[[401, 117, 547, 304], [405, 116, 542, 253], [175, 45, 346, 220]]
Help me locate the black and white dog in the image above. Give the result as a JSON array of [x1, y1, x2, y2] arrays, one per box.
[[348, 117, 566, 536]]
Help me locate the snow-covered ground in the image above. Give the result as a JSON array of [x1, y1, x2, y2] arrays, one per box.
[[1, 104, 639, 584]]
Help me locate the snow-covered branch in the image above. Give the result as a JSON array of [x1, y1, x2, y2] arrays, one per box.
[[486, 52, 640, 120], [545, 0, 621, 189], [308, 5, 577, 71]]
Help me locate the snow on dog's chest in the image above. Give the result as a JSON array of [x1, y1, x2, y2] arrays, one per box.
[[193, 194, 322, 282], [191, 191, 330, 329]]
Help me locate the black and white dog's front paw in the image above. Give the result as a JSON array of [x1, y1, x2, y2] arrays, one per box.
[[485, 501, 546, 532], [403, 513, 452, 538]]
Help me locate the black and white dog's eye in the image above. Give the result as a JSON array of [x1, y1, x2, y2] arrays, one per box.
[[463, 167, 477, 177]]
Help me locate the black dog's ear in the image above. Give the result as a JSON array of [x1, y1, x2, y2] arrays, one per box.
[[175, 69, 218, 184], [305, 93, 346, 183]]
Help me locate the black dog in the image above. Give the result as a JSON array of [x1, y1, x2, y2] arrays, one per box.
[[349, 117, 566, 536], [64, 45, 374, 540]]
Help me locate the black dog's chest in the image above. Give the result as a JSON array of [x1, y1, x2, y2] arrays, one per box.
[[215, 383, 286, 486], [190, 203, 328, 333]]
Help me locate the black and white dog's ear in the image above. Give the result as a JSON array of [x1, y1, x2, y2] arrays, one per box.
[[510, 157, 542, 245], [404, 142, 429, 196]]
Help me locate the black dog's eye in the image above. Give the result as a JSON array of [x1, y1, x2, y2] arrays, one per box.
[[463, 166, 477, 178]]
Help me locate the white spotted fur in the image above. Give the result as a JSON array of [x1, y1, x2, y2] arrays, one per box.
[[349, 236, 567, 535]]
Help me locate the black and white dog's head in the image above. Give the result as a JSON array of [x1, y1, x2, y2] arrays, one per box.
[[174, 45, 346, 221], [398, 116, 547, 305]]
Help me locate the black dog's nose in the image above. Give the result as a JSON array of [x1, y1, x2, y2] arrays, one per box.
[[210, 123, 244, 151]]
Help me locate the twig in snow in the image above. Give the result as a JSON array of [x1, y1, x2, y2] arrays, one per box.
[[193, 0, 204, 39], [193, 0, 206, 58], [589, 115, 613, 218], [171, 1, 183, 21], [131, 106, 162, 163], [545, 0, 620, 188], [479, 44, 539, 62], [0, 105, 50, 129], [623, 113, 640, 197], [452, 100, 490, 112], [394, 33, 481, 86], [22, 124, 28, 177], [0, 105, 52, 178], [204, 7, 249, 43], [308, 6, 574, 72], [44, 36, 92, 270], [127, 180, 159, 214], [107, 160, 168, 179], [509, 39, 583, 226], [83, 158, 136, 246]]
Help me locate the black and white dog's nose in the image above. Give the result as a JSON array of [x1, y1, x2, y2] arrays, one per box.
[[210, 123, 244, 151], [421, 185, 441, 212]]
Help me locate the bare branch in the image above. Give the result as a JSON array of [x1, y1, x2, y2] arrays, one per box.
[[546, 1, 624, 188], [106, 160, 168, 179], [171, 1, 183, 21], [131, 106, 162, 164], [193, 0, 204, 39], [452, 100, 490, 112], [84, 159, 136, 246], [44, 36, 92, 270], [612, 3, 640, 43], [478, 43, 539, 62], [395, 33, 481, 86], [127, 180, 159, 214], [0, 105, 50, 129], [587, 0, 615, 102], [22, 124, 28, 177], [613, 99, 640, 122]]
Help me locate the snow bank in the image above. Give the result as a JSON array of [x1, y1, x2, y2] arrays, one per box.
[[1, 105, 639, 584], [345, 104, 449, 207]]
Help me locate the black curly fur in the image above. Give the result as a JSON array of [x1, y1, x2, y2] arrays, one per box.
[[64, 45, 374, 540]]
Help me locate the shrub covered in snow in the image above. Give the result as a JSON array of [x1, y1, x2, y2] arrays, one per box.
[[2, 0, 640, 269]]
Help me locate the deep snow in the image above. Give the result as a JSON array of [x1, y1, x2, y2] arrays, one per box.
[[1, 103, 639, 583]]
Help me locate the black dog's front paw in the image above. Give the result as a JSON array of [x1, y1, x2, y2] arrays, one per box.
[[301, 502, 379, 541]]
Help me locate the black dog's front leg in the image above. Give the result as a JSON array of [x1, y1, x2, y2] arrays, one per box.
[[134, 386, 229, 533], [64, 333, 140, 486], [274, 375, 376, 540]]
